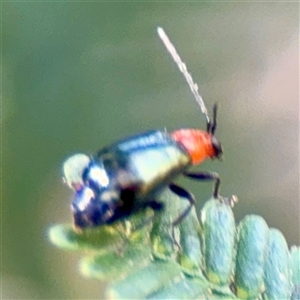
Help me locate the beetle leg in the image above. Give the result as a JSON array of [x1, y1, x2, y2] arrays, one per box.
[[148, 200, 164, 211], [169, 183, 196, 226], [183, 171, 220, 199]]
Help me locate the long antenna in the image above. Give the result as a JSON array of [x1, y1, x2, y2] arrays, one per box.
[[157, 27, 210, 125]]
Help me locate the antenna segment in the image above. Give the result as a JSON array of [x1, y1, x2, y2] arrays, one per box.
[[157, 27, 210, 124]]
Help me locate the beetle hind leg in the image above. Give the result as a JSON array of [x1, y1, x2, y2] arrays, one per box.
[[148, 200, 164, 211], [169, 183, 196, 226], [168, 183, 196, 249]]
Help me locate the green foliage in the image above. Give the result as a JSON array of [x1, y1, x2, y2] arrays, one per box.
[[201, 199, 236, 285], [235, 216, 269, 298], [49, 189, 299, 299], [290, 247, 300, 300]]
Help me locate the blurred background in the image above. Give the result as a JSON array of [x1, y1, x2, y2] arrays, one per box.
[[2, 2, 299, 299]]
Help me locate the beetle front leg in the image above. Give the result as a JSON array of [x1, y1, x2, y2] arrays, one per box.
[[183, 171, 238, 207], [183, 171, 221, 199]]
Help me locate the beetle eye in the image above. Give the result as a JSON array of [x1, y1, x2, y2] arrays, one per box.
[[62, 154, 91, 190]]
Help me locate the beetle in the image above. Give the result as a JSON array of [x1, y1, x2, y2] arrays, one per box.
[[62, 27, 236, 229]]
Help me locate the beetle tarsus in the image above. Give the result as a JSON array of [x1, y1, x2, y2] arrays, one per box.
[[223, 194, 238, 207]]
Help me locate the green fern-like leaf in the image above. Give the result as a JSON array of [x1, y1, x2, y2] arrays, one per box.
[[49, 189, 299, 299]]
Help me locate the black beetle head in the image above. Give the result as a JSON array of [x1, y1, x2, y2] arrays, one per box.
[[211, 135, 223, 160]]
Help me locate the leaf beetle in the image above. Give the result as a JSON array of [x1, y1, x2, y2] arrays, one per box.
[[62, 28, 237, 229]]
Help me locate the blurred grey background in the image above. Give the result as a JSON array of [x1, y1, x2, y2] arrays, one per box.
[[2, 2, 299, 299]]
